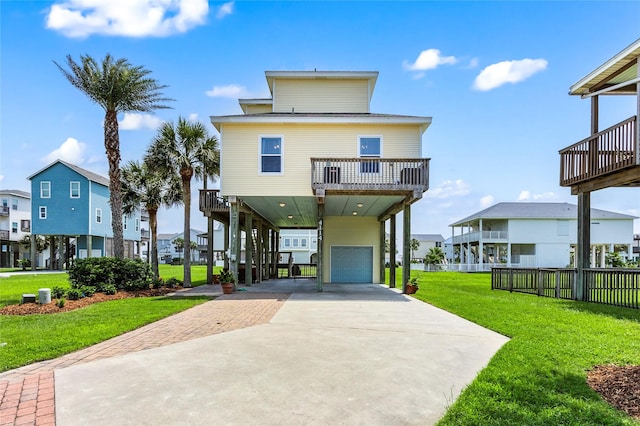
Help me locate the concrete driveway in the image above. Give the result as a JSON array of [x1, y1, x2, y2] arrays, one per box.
[[55, 282, 508, 425]]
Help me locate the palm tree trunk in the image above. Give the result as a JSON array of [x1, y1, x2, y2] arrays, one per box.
[[149, 207, 159, 278], [182, 174, 192, 287], [105, 110, 124, 259]]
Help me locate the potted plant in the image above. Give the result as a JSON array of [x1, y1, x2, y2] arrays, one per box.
[[405, 276, 419, 295], [219, 269, 235, 294]]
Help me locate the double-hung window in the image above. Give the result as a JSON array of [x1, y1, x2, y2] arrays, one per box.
[[41, 181, 51, 198], [39, 206, 47, 219], [11, 222, 18, 233], [70, 181, 80, 198], [96, 208, 102, 224], [11, 199, 18, 210], [260, 136, 283, 174], [359, 136, 381, 173]]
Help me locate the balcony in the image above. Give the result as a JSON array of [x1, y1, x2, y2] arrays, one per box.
[[0, 230, 9, 240], [140, 229, 150, 240], [559, 116, 639, 190], [0, 206, 8, 216], [199, 189, 230, 214], [452, 230, 508, 244], [310, 158, 430, 196]]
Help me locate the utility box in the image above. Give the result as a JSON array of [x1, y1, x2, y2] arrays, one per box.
[[39, 288, 51, 304]]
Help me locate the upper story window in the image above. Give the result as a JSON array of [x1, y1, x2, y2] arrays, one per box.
[[96, 208, 102, 224], [20, 220, 30, 232], [11, 198, 18, 210], [40, 181, 51, 198], [11, 222, 18, 233], [301, 238, 307, 248], [260, 136, 283, 174], [135, 218, 140, 232], [293, 238, 299, 248], [39, 206, 47, 219], [435, 242, 442, 248], [123, 216, 127, 230], [1, 199, 7, 207], [70, 181, 80, 198], [359, 136, 382, 173], [283, 238, 291, 248]]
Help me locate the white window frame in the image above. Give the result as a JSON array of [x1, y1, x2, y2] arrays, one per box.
[[70, 181, 80, 198], [96, 208, 102, 224], [135, 218, 140, 232], [1, 199, 7, 207], [123, 216, 127, 231], [39, 206, 47, 219], [301, 238, 307, 248], [40, 181, 51, 198], [358, 135, 382, 174], [11, 222, 18, 233], [293, 238, 299, 248], [258, 135, 284, 175], [284, 238, 291, 248]]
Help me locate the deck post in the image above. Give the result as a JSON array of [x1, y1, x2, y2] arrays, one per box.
[[317, 203, 324, 292], [30, 233, 36, 271], [402, 201, 411, 294], [577, 192, 590, 301], [229, 197, 239, 289], [379, 220, 386, 285], [390, 214, 396, 288], [223, 223, 229, 270], [58, 235, 64, 270], [245, 212, 253, 286], [207, 216, 214, 284]]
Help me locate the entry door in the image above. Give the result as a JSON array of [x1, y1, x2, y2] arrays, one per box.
[[330, 246, 373, 283]]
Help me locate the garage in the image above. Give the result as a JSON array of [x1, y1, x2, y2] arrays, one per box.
[[330, 246, 373, 283]]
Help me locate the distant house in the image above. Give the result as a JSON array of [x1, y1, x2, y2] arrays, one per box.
[[449, 202, 636, 270], [410, 234, 444, 262], [279, 229, 318, 264], [0, 189, 32, 267], [157, 228, 207, 264], [27, 160, 142, 267]]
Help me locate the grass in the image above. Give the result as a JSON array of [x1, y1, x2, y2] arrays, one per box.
[[400, 271, 640, 426], [0, 264, 220, 372]]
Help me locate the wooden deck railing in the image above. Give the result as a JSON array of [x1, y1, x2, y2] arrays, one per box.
[[559, 116, 637, 186], [311, 158, 429, 193], [199, 189, 229, 213], [0, 230, 9, 240]]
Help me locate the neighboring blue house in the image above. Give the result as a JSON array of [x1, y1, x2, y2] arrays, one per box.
[[27, 160, 142, 265]]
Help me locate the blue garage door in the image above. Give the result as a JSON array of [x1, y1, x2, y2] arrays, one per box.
[[330, 246, 373, 283]]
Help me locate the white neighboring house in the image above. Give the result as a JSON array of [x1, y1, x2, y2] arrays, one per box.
[[0, 190, 33, 267], [156, 228, 206, 264], [410, 234, 444, 262], [279, 229, 318, 264], [449, 202, 636, 269]]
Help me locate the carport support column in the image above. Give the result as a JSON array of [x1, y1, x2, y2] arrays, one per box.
[[245, 212, 253, 286], [207, 216, 214, 284], [317, 203, 324, 292], [379, 220, 385, 284], [577, 191, 590, 301], [229, 197, 239, 289], [402, 202, 411, 294], [224, 223, 230, 270], [58, 236, 64, 270], [390, 214, 396, 288]]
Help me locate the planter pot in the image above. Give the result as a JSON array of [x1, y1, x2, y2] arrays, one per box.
[[221, 282, 235, 294], [405, 284, 418, 294]]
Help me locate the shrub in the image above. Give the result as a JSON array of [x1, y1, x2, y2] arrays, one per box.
[[102, 284, 117, 295], [66, 288, 82, 300], [80, 286, 96, 297], [52, 286, 67, 299], [68, 257, 152, 291], [151, 277, 164, 289], [56, 298, 65, 308], [165, 277, 182, 288]]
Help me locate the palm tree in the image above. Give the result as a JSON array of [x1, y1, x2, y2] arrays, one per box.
[[173, 237, 185, 263], [410, 238, 420, 262], [121, 160, 182, 278], [425, 247, 445, 266], [146, 117, 219, 287], [54, 54, 172, 259]]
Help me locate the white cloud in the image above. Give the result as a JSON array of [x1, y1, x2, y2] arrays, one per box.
[[216, 1, 234, 19], [473, 58, 547, 91], [403, 49, 457, 73], [46, 0, 209, 38], [188, 113, 199, 122], [518, 190, 558, 201], [426, 179, 471, 199], [119, 113, 163, 130], [0, 175, 4, 182], [466, 58, 479, 69], [480, 195, 494, 208], [42, 137, 86, 165], [205, 84, 248, 98]]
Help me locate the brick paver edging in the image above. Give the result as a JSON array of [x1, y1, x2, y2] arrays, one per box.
[[0, 292, 289, 425]]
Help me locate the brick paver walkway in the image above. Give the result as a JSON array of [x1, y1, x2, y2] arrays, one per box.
[[0, 292, 289, 425]]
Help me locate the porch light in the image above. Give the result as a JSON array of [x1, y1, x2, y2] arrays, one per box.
[[352, 211, 357, 216], [357, 203, 363, 208], [279, 202, 286, 207], [288, 215, 293, 219]]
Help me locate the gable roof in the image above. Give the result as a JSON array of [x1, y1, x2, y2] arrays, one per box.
[[0, 189, 30, 199], [450, 202, 637, 226], [412, 234, 445, 242], [570, 37, 640, 96], [27, 160, 110, 187]]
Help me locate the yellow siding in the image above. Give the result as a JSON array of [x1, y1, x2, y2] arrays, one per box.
[[273, 79, 369, 113], [243, 104, 273, 114], [323, 216, 381, 283], [220, 123, 422, 197]]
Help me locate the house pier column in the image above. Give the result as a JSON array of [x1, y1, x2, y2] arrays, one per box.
[[87, 236, 92, 258], [316, 204, 324, 292], [30, 233, 36, 271], [58, 236, 64, 270], [244, 212, 253, 286], [206, 216, 214, 284], [224, 223, 230, 270], [402, 201, 411, 294], [390, 214, 397, 288], [229, 197, 239, 288], [479, 219, 484, 271], [577, 192, 591, 301], [379, 220, 386, 284], [507, 242, 511, 267], [601, 245, 607, 267]]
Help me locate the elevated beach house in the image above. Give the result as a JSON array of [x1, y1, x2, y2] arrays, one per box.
[[558, 38, 640, 299], [0, 189, 31, 267], [201, 70, 431, 291], [27, 160, 142, 268]]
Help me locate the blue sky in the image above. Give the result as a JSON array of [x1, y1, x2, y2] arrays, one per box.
[[1, 0, 639, 236]]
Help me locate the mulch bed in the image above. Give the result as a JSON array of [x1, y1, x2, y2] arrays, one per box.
[[587, 365, 640, 420], [0, 287, 183, 315]]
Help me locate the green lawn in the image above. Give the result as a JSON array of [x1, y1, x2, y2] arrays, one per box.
[[0, 265, 218, 372], [400, 271, 640, 426]]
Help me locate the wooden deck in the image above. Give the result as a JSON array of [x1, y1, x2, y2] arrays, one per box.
[[559, 115, 640, 192]]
